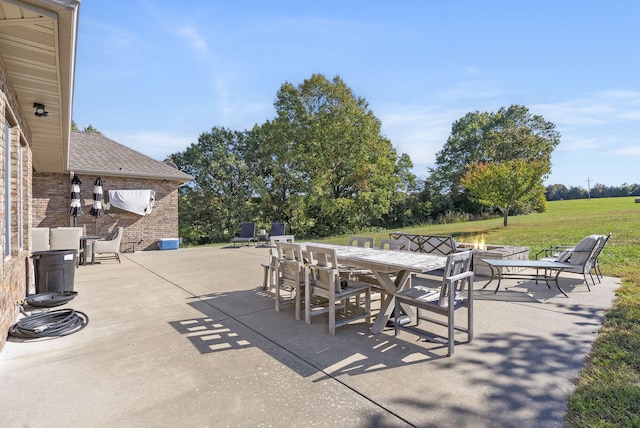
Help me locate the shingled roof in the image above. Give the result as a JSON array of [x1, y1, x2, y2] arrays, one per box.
[[69, 131, 193, 183]]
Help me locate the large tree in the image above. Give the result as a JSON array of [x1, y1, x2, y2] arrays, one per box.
[[428, 105, 560, 216], [173, 74, 415, 243], [267, 73, 410, 235], [461, 159, 548, 226], [172, 127, 254, 243]]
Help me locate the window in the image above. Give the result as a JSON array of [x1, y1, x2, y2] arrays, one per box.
[[18, 142, 23, 250], [3, 120, 10, 259]]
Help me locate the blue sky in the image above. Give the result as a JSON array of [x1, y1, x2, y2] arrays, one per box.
[[72, 1, 640, 188]]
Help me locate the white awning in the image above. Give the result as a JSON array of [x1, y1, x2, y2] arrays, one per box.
[[106, 190, 155, 215]]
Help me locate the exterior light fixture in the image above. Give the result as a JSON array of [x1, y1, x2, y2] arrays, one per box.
[[33, 102, 49, 117]]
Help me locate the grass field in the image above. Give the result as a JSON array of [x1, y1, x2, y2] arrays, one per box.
[[325, 196, 640, 426]]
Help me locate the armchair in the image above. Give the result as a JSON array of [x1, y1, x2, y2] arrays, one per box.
[[305, 245, 371, 335], [93, 227, 123, 263], [394, 250, 474, 356]]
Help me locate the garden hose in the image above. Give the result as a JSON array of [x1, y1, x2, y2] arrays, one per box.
[[9, 307, 89, 339]]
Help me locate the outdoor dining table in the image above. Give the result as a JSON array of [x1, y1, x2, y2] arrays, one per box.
[[80, 235, 101, 265], [299, 243, 448, 333]]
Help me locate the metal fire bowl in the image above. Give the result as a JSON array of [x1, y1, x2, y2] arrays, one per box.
[[25, 291, 78, 308]]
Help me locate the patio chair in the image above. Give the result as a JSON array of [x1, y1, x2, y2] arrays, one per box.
[[262, 236, 297, 289], [349, 236, 375, 248], [50, 227, 83, 267], [231, 222, 256, 246], [93, 227, 123, 263], [31, 227, 50, 253], [590, 233, 611, 281], [269, 222, 286, 237], [536, 234, 605, 289], [379, 238, 408, 251], [394, 250, 474, 357], [305, 245, 371, 335], [274, 242, 307, 319]]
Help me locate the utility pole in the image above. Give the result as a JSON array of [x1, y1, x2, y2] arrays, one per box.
[[587, 177, 591, 200]]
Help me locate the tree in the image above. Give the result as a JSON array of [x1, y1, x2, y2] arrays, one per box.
[[71, 121, 101, 133], [172, 127, 254, 243], [461, 159, 548, 226], [429, 105, 560, 217], [172, 73, 414, 242], [243, 120, 308, 233], [545, 184, 568, 200], [268, 73, 408, 235]]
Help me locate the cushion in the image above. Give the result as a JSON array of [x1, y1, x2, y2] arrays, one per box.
[[556, 250, 573, 263], [569, 235, 599, 265]]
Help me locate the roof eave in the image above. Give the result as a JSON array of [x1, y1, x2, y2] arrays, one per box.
[[69, 168, 194, 184]]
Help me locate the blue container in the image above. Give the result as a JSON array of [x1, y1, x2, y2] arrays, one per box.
[[158, 238, 179, 250]]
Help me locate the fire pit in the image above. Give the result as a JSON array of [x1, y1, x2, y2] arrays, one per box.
[[456, 242, 530, 277]]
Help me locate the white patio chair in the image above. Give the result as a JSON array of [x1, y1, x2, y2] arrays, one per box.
[[93, 227, 123, 263], [274, 242, 307, 320], [49, 227, 82, 266], [394, 250, 474, 356], [305, 245, 371, 335], [31, 227, 50, 253]]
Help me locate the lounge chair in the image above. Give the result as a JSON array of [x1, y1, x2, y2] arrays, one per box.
[[536, 234, 607, 289], [232, 222, 256, 246], [269, 222, 286, 237]]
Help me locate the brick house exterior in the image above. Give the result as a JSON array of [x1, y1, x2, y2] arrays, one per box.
[[1, 1, 192, 351], [33, 131, 192, 251], [0, 0, 81, 350]]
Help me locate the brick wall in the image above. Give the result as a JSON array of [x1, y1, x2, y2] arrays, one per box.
[[1, 70, 33, 350], [33, 174, 180, 251]]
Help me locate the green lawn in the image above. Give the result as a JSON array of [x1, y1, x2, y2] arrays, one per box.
[[325, 196, 640, 426]]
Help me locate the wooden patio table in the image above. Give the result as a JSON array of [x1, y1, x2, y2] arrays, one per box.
[[299, 243, 447, 333]]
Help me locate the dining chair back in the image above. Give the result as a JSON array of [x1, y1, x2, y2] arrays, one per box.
[[305, 245, 371, 335], [32, 227, 50, 253], [394, 250, 474, 356], [349, 236, 375, 248], [274, 242, 306, 319], [379, 238, 407, 251]]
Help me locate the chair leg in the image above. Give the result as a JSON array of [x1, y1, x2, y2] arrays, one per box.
[[304, 277, 311, 324], [329, 293, 336, 336], [447, 308, 454, 357], [365, 290, 371, 324], [294, 284, 301, 321], [275, 279, 281, 312]]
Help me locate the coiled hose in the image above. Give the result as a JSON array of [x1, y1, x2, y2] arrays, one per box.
[[9, 307, 89, 339]]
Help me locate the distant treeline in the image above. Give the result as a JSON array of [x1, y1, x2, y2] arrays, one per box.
[[545, 183, 640, 200]]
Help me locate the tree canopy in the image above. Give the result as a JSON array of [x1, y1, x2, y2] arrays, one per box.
[[461, 159, 548, 226], [172, 74, 414, 243], [427, 105, 560, 216]]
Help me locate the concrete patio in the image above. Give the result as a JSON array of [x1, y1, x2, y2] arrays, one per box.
[[0, 245, 619, 427]]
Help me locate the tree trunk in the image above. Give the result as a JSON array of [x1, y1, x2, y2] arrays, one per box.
[[503, 208, 509, 227]]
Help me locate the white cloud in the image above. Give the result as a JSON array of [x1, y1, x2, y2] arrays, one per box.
[[378, 104, 466, 167], [176, 26, 208, 54], [612, 146, 640, 156]]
